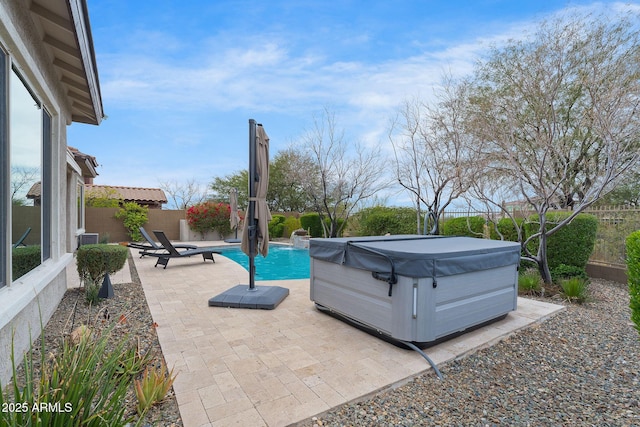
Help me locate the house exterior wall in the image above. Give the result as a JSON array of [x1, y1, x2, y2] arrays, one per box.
[[0, 1, 77, 386]]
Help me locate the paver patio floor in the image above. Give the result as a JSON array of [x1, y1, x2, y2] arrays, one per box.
[[126, 243, 564, 427]]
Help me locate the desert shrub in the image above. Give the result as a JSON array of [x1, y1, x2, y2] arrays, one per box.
[[11, 245, 41, 280], [518, 269, 542, 294], [356, 206, 418, 236], [268, 215, 286, 239], [560, 277, 589, 303], [115, 202, 148, 242], [283, 216, 302, 237], [300, 213, 323, 237], [627, 230, 640, 335], [524, 212, 598, 271], [186, 201, 232, 238], [441, 216, 486, 237], [0, 324, 150, 426]]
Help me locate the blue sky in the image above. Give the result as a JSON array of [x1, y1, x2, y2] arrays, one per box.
[[69, 0, 638, 208]]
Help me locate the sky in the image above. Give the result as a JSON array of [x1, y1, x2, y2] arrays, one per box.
[[68, 0, 639, 208]]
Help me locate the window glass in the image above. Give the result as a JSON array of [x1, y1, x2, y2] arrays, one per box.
[[10, 69, 42, 280]]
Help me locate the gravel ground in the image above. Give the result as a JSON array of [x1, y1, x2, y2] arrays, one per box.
[[302, 280, 640, 427]]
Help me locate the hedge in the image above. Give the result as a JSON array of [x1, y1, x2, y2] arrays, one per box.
[[524, 212, 598, 271], [627, 230, 640, 335], [490, 217, 525, 242], [12, 245, 41, 280], [356, 206, 417, 236], [268, 215, 286, 239], [300, 213, 323, 237], [77, 244, 129, 285], [441, 216, 485, 237]]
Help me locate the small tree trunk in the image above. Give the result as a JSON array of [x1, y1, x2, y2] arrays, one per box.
[[537, 232, 553, 284]]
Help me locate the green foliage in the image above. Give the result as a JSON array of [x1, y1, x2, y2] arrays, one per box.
[[283, 216, 302, 237], [11, 245, 41, 280], [0, 324, 146, 426], [134, 361, 176, 416], [300, 213, 324, 237], [518, 269, 542, 295], [491, 217, 525, 242], [76, 244, 128, 303], [551, 263, 588, 284], [355, 206, 418, 236], [186, 201, 232, 238], [560, 277, 589, 303], [626, 230, 640, 335], [115, 202, 148, 241], [85, 187, 122, 207], [268, 215, 286, 238], [525, 212, 598, 270], [210, 171, 249, 207], [441, 216, 486, 237]]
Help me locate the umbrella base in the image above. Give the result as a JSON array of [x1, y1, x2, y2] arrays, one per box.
[[208, 285, 289, 310]]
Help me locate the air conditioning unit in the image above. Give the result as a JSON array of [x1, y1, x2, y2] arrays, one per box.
[[79, 233, 99, 246]]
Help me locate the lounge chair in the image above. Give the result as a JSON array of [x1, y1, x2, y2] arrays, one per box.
[[147, 230, 221, 269], [12, 227, 31, 249], [128, 227, 197, 257]]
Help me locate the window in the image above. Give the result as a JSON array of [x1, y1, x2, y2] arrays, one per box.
[[10, 68, 44, 280], [0, 48, 7, 289]]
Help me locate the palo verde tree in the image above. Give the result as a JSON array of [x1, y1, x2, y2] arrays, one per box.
[[293, 108, 388, 238], [389, 77, 480, 235], [467, 12, 640, 283]]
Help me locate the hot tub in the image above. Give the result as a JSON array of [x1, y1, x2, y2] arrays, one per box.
[[309, 235, 521, 345]]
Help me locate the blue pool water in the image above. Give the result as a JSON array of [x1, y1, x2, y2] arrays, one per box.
[[215, 245, 310, 280]]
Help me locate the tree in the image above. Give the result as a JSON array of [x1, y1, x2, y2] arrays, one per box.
[[210, 170, 249, 208], [467, 13, 640, 283], [268, 148, 318, 212], [158, 179, 208, 209], [292, 108, 388, 237], [85, 186, 121, 208], [11, 166, 39, 205], [389, 78, 480, 234], [595, 169, 640, 207]]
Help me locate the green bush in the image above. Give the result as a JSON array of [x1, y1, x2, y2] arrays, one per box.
[[518, 269, 542, 294], [356, 206, 418, 236], [115, 202, 148, 242], [441, 216, 486, 237], [491, 217, 526, 242], [300, 213, 324, 237], [524, 212, 598, 271], [560, 277, 589, 303], [268, 215, 286, 239], [77, 244, 128, 303], [12, 245, 41, 280], [627, 230, 640, 335], [551, 263, 588, 284], [283, 216, 302, 237]]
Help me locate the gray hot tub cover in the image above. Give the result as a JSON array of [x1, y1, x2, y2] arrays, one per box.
[[309, 235, 521, 278]]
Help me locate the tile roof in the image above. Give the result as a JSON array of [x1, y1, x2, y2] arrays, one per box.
[[85, 185, 167, 205]]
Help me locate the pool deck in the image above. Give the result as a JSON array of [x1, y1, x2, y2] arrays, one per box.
[[69, 242, 564, 427]]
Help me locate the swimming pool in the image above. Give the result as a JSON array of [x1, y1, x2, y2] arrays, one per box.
[[215, 245, 310, 280]]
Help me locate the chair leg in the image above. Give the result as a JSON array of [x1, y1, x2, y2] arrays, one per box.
[[155, 257, 169, 269], [202, 252, 215, 263]]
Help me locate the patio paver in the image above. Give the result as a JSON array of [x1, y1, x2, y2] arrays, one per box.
[[123, 244, 563, 426]]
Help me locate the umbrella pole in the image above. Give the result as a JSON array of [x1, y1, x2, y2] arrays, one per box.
[[248, 119, 257, 290]]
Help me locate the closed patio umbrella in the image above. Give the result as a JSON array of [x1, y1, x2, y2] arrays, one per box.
[[225, 188, 241, 243], [209, 119, 288, 310]]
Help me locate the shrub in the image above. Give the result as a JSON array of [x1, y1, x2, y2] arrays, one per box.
[[0, 324, 147, 426], [77, 244, 128, 303], [560, 277, 589, 303], [268, 215, 286, 239], [518, 269, 542, 295], [283, 216, 302, 237], [441, 216, 486, 237], [186, 201, 232, 238], [524, 212, 598, 271], [115, 202, 148, 242], [11, 245, 41, 280], [627, 230, 640, 335], [135, 361, 177, 416], [491, 217, 526, 242], [300, 213, 324, 237], [356, 206, 418, 236], [551, 263, 588, 284]]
